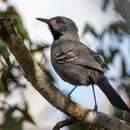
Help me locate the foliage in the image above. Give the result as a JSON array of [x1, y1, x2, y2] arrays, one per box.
[[0, 102, 35, 130], [0, 1, 51, 130]]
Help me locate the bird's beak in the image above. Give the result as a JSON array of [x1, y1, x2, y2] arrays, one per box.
[[36, 18, 50, 25]]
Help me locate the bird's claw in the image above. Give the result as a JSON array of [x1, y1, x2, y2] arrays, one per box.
[[93, 105, 98, 111]]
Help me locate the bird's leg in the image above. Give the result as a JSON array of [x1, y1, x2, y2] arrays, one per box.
[[68, 86, 77, 98], [92, 84, 98, 111]]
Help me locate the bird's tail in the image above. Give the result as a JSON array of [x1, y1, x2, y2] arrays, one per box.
[[97, 76, 130, 112]]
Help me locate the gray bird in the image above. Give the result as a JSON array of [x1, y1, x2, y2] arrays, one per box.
[[36, 16, 129, 111]]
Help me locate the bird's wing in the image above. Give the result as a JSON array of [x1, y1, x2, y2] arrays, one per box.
[[55, 41, 108, 72]]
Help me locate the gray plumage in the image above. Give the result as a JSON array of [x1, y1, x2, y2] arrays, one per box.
[[51, 39, 107, 85], [37, 16, 129, 112]]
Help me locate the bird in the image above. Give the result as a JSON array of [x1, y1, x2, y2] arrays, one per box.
[[36, 16, 130, 112]]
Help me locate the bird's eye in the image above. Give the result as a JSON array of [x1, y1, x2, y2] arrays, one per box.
[[59, 26, 67, 32], [55, 18, 67, 32]]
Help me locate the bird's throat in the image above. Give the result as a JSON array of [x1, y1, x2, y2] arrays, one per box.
[[49, 26, 62, 40]]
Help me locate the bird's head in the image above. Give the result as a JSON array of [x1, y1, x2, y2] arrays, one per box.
[[36, 16, 78, 40]]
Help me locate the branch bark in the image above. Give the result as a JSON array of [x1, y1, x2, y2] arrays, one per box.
[[0, 16, 130, 130]]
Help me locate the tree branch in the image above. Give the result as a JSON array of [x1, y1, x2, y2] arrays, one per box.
[[0, 16, 130, 130]]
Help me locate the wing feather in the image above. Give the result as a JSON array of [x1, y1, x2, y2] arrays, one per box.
[[54, 40, 108, 72]]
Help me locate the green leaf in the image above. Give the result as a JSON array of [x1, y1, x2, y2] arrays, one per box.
[[0, 78, 8, 93], [0, 40, 11, 66], [82, 23, 98, 37], [0, 6, 29, 40], [21, 104, 35, 124], [1, 66, 19, 93], [31, 44, 49, 53], [121, 57, 129, 77], [0, 107, 23, 130], [15, 105, 35, 124], [14, 14, 28, 39], [97, 48, 119, 64], [1, 105, 35, 130]]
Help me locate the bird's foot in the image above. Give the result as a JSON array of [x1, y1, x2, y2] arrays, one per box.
[[93, 105, 98, 111], [67, 93, 72, 99]]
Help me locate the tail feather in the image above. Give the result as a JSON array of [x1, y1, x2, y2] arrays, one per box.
[[97, 76, 130, 112]]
